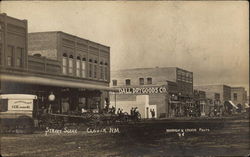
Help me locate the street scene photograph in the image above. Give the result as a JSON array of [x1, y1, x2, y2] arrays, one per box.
[[0, 1, 249, 157]]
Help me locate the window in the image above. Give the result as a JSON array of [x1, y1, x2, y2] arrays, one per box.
[[7, 46, 14, 66], [81, 58, 86, 78], [139, 78, 144, 85], [16, 47, 23, 67], [0, 44, 2, 65], [0, 99, 8, 112], [94, 65, 97, 78], [62, 53, 67, 74], [68, 55, 73, 74], [100, 66, 104, 80], [147, 78, 152, 84], [89, 64, 92, 77], [104, 67, 108, 81], [112, 80, 117, 86], [125, 79, 131, 86], [233, 93, 237, 101], [76, 57, 81, 77]]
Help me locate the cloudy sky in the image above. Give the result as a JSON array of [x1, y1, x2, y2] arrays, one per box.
[[1, 1, 249, 93]]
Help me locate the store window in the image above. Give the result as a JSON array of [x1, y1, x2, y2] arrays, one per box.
[[76, 56, 81, 77], [62, 53, 67, 74], [68, 55, 73, 75], [125, 79, 131, 86], [81, 58, 86, 78], [0, 99, 8, 112], [233, 93, 237, 101], [139, 78, 144, 85], [112, 80, 117, 86], [16, 47, 23, 67], [147, 78, 152, 84], [7, 45, 14, 66]]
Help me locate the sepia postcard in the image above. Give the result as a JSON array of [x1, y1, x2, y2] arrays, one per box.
[[0, 1, 249, 157]]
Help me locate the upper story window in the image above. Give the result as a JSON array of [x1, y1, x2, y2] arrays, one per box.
[[104, 66, 108, 81], [125, 79, 131, 86], [99, 61, 103, 80], [68, 55, 74, 75], [81, 57, 86, 78], [233, 93, 237, 101], [139, 78, 144, 85], [112, 80, 117, 86], [94, 64, 97, 78], [16, 47, 23, 67], [147, 78, 152, 84], [0, 44, 2, 65], [62, 53, 67, 74], [76, 56, 81, 77], [89, 59, 93, 78], [7, 45, 14, 66]]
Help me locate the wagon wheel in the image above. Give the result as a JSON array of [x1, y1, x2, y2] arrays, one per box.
[[16, 116, 34, 134], [122, 112, 130, 123], [85, 114, 101, 127]]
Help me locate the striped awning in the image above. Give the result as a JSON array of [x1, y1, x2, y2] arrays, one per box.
[[229, 100, 238, 109]]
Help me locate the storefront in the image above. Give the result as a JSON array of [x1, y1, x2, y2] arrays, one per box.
[[110, 85, 169, 118], [1, 73, 113, 115]]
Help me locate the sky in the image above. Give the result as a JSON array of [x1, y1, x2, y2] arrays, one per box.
[[1, 1, 249, 93]]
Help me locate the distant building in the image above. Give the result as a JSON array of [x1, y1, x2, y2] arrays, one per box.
[[111, 67, 193, 97], [231, 87, 247, 108], [110, 67, 194, 118], [194, 85, 231, 103]]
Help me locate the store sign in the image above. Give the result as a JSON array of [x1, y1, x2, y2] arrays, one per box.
[[8, 99, 33, 111], [118, 86, 167, 95]]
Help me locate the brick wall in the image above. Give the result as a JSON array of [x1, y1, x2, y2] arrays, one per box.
[[231, 87, 247, 106], [28, 32, 58, 60], [194, 85, 231, 102]]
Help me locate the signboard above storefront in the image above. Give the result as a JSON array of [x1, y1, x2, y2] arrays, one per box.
[[117, 86, 167, 95], [8, 99, 33, 111]]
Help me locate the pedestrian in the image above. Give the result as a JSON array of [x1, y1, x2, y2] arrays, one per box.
[[130, 107, 134, 116], [117, 108, 121, 115], [152, 109, 155, 118]]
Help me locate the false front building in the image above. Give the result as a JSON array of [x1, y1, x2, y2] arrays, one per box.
[[110, 67, 194, 118], [0, 13, 113, 114]]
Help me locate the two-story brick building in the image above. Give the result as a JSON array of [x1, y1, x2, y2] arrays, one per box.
[[0, 13, 113, 114], [110, 67, 194, 118]]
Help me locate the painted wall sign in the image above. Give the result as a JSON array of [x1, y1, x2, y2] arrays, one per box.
[[8, 99, 33, 111], [118, 86, 167, 94]]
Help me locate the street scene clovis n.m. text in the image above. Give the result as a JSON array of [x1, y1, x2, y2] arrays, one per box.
[[0, 1, 249, 157]]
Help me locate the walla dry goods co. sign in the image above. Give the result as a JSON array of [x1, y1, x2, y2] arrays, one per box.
[[118, 86, 167, 94]]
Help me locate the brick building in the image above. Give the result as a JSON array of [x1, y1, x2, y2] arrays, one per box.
[[111, 67, 193, 97], [0, 14, 113, 115], [0, 13, 28, 72], [194, 85, 231, 103], [110, 67, 194, 118], [231, 87, 247, 108]]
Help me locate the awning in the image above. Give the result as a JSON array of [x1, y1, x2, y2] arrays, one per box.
[[245, 103, 249, 108], [0, 94, 37, 99], [229, 100, 238, 109], [1, 74, 118, 92]]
